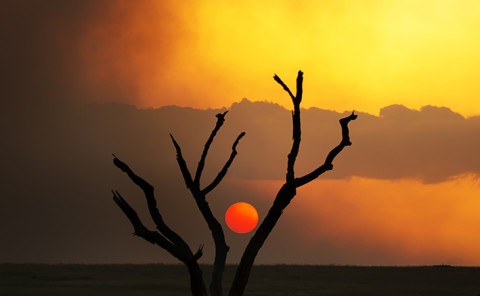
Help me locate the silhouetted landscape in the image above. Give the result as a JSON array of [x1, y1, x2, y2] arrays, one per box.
[[4, 2, 480, 295], [2, 264, 480, 296], [3, 99, 480, 266]]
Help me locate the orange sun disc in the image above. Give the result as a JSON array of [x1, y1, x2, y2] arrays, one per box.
[[225, 202, 258, 234]]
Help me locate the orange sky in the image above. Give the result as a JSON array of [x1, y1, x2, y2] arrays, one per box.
[[234, 176, 480, 265], [80, 0, 480, 116], [3, 1, 480, 266], [69, 1, 480, 265]]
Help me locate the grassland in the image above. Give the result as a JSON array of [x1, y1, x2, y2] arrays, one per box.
[[1, 264, 480, 296]]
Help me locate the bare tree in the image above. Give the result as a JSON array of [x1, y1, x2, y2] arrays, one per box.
[[111, 71, 357, 296], [111, 110, 243, 296]]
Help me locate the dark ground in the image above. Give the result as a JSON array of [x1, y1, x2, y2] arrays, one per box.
[[1, 264, 480, 296]]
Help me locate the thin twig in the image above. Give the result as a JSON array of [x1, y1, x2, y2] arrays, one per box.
[[194, 111, 229, 187], [203, 132, 246, 195]]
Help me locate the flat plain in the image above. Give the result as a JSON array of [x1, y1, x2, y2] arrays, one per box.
[[1, 264, 480, 296]]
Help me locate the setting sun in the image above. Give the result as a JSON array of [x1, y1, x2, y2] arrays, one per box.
[[225, 202, 259, 234]]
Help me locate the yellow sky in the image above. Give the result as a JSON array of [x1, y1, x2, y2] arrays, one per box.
[[72, 1, 480, 265], [81, 0, 480, 116]]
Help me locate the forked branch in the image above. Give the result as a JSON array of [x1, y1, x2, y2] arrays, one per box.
[[229, 71, 357, 296], [195, 111, 229, 186], [274, 71, 303, 182], [112, 70, 356, 296], [112, 155, 208, 296], [112, 155, 193, 259], [112, 190, 184, 260], [295, 111, 357, 187], [203, 131, 246, 195], [169, 113, 244, 296]]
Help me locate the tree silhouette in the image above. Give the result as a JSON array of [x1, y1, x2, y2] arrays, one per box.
[[111, 71, 357, 296]]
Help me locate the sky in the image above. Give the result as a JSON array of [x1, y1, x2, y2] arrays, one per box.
[[2, 0, 480, 266]]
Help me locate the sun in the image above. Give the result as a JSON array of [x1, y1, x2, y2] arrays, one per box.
[[225, 202, 259, 234]]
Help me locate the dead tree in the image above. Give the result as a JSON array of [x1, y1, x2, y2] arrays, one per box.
[[111, 111, 244, 296], [111, 71, 357, 296], [228, 71, 356, 295]]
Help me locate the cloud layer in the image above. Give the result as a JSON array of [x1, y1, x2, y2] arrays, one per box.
[[2, 100, 480, 264]]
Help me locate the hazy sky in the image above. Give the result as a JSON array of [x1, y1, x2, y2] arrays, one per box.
[[4, 1, 480, 114], [2, 1, 480, 266]]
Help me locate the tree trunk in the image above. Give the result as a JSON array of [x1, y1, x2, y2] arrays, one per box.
[[228, 184, 295, 296], [187, 261, 209, 296], [228, 71, 357, 296], [170, 114, 244, 296], [194, 192, 229, 296]]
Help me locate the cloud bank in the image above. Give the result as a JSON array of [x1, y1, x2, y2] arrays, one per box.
[[2, 100, 480, 265]]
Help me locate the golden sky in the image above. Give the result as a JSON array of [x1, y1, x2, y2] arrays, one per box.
[[3, 1, 480, 266], [80, 0, 480, 116]]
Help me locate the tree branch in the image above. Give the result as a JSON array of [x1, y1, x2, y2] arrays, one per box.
[[274, 71, 304, 182], [229, 72, 357, 296], [295, 70, 303, 104], [193, 244, 204, 261], [202, 131, 246, 195], [194, 111, 229, 187], [171, 112, 238, 296], [112, 154, 194, 258], [169, 134, 195, 190], [273, 74, 295, 101], [112, 156, 208, 296], [112, 190, 188, 262], [113, 153, 153, 193], [294, 111, 357, 187]]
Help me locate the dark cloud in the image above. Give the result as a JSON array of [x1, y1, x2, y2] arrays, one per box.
[[2, 99, 480, 264], [341, 104, 480, 182], [220, 100, 480, 183], [0, 0, 184, 118]]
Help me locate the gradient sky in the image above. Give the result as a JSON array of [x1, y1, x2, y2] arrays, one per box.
[[75, 0, 480, 115], [2, 1, 480, 266]]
